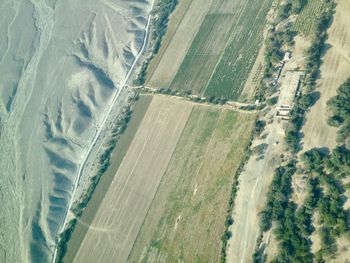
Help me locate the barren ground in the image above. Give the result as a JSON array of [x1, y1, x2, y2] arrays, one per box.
[[227, 113, 286, 263], [0, 1, 152, 261]]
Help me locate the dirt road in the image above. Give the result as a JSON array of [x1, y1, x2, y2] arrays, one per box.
[[227, 110, 285, 263]]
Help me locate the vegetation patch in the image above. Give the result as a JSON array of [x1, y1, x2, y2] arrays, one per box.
[[327, 78, 350, 145], [301, 146, 350, 261], [259, 160, 315, 262]]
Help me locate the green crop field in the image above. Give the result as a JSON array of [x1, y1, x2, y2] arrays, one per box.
[[169, 0, 273, 101], [203, 0, 274, 100], [293, 0, 326, 36], [169, 14, 235, 94]]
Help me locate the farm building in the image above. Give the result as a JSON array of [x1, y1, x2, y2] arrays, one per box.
[[276, 70, 304, 120]]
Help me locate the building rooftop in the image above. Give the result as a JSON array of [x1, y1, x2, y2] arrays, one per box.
[[277, 71, 303, 109]]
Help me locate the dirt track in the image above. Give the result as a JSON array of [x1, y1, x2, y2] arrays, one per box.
[[71, 96, 193, 263]]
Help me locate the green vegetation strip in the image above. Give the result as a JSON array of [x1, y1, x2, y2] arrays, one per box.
[[56, 95, 152, 263]]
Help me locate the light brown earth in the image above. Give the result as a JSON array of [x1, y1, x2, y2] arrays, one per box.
[[146, 0, 212, 87], [71, 96, 193, 263], [302, 0, 350, 151]]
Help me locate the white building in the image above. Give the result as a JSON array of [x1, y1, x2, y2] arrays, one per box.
[[276, 70, 303, 120]]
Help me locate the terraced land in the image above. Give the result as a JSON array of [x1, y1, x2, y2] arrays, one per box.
[[148, 0, 273, 100], [66, 95, 256, 263], [293, 0, 326, 37]]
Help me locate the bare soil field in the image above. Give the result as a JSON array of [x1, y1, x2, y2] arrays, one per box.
[[128, 105, 256, 262], [68, 96, 193, 263], [302, 0, 350, 151]]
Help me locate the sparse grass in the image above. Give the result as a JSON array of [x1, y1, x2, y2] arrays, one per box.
[[129, 106, 256, 262]]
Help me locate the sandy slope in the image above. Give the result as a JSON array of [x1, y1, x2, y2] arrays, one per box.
[[0, 0, 151, 262]]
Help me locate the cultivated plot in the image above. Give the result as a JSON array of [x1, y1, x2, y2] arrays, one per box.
[[203, 0, 273, 100], [148, 0, 273, 101], [170, 14, 235, 94], [146, 0, 212, 88]]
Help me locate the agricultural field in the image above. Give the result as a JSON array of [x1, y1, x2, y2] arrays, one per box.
[[293, 0, 326, 37], [66, 96, 194, 263], [148, 0, 273, 101], [63, 96, 153, 262], [169, 14, 236, 94], [146, 0, 212, 88], [64, 94, 256, 263], [203, 0, 274, 100], [128, 100, 256, 262]]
